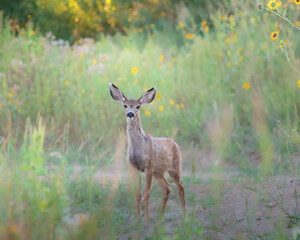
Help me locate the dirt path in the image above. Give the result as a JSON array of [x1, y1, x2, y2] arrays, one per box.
[[67, 151, 300, 240]]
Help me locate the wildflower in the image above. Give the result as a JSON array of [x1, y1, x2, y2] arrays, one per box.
[[295, 0, 300, 5], [225, 38, 230, 44], [131, 67, 138, 75], [144, 110, 151, 116], [279, 40, 284, 48], [168, 63, 173, 68], [64, 80, 70, 86], [8, 93, 13, 98], [176, 104, 180, 109], [296, 21, 300, 27], [17, 108, 21, 113], [169, 100, 174, 105], [227, 51, 231, 56], [201, 20, 207, 27], [180, 103, 184, 108], [240, 56, 244, 61], [79, 53, 84, 58], [186, 34, 194, 40], [297, 80, 300, 87], [158, 105, 164, 111], [160, 55, 164, 61], [31, 30, 35, 35], [74, 101, 78, 106], [243, 82, 250, 89], [157, 93, 162, 99], [178, 22, 185, 28], [92, 59, 97, 64], [204, 26, 209, 33], [219, 16, 224, 21], [81, 89, 85, 93], [226, 62, 232, 67], [270, 31, 279, 41], [268, 0, 278, 9], [0, 104, 2, 109], [218, 51, 223, 57], [134, 80, 138, 84], [114, 64, 118, 70], [172, 58, 177, 62], [150, 24, 155, 28]]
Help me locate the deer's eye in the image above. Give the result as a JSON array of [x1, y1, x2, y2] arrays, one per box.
[[136, 106, 141, 110], [123, 105, 128, 108]]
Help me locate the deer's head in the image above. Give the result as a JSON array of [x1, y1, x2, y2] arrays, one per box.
[[109, 83, 156, 120]]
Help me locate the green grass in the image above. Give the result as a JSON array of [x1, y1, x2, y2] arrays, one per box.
[[0, 1, 300, 239]]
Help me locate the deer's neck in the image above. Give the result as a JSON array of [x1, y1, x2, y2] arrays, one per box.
[[126, 113, 145, 143]]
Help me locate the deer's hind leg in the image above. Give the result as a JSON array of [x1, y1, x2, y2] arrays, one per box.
[[155, 176, 171, 214], [168, 171, 186, 210]]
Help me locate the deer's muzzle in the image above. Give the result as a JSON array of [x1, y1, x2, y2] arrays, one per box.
[[127, 112, 134, 118]]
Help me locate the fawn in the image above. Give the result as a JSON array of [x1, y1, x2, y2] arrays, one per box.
[[109, 83, 185, 221]]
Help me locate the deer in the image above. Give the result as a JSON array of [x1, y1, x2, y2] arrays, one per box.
[[109, 83, 186, 221]]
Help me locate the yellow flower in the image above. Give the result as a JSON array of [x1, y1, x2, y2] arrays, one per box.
[[8, 93, 13, 98], [218, 51, 223, 57], [63, 80, 69, 86], [226, 62, 232, 67], [225, 38, 230, 44], [204, 26, 209, 33], [0, 104, 2, 109], [169, 100, 174, 105], [239, 56, 244, 61], [268, 0, 278, 9], [160, 55, 164, 61], [144, 110, 151, 116], [158, 105, 164, 111], [227, 51, 231, 56], [219, 16, 224, 21], [295, 0, 300, 5], [270, 31, 279, 41], [172, 58, 177, 62], [296, 21, 300, 27], [131, 67, 138, 75], [243, 82, 251, 89], [79, 53, 83, 58], [150, 24, 155, 28], [17, 108, 21, 113], [74, 101, 78, 106], [178, 22, 185, 28], [92, 59, 96, 64], [297, 80, 300, 87], [180, 103, 184, 108], [279, 40, 284, 48], [201, 20, 207, 27], [31, 30, 35, 35], [114, 64, 119, 70], [186, 34, 194, 40], [134, 80, 138, 84], [156, 93, 162, 99], [81, 89, 85, 93]]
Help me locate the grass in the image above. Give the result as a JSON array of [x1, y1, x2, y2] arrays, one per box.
[[0, 1, 300, 239]]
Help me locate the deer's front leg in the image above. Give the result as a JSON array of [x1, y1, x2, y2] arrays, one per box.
[[144, 172, 152, 222], [129, 165, 141, 218]]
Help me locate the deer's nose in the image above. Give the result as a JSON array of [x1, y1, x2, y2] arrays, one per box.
[[127, 112, 134, 118]]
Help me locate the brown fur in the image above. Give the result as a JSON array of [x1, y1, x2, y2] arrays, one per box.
[[109, 83, 186, 221]]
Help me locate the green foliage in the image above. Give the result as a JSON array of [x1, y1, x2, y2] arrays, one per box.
[[0, 0, 228, 42]]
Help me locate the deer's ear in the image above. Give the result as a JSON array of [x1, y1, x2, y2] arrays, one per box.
[[109, 83, 127, 103], [139, 87, 156, 105]]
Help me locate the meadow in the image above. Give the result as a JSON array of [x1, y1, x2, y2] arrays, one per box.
[[0, 1, 300, 239]]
